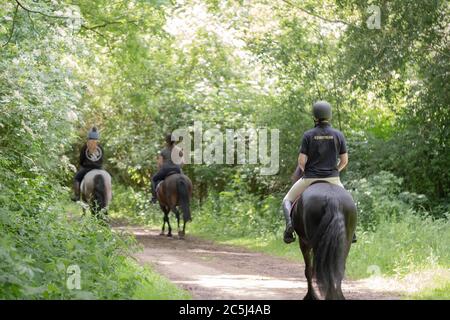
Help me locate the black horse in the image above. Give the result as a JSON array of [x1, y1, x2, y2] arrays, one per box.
[[292, 182, 357, 300], [156, 173, 193, 239]]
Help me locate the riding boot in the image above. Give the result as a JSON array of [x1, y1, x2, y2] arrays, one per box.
[[71, 181, 80, 202], [151, 183, 157, 204], [352, 233, 357, 243], [282, 199, 295, 244]]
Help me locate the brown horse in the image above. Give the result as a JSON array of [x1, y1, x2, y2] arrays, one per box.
[[292, 182, 357, 300], [156, 173, 193, 239]]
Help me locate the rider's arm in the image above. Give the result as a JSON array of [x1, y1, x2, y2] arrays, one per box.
[[298, 153, 308, 172], [157, 154, 163, 169], [338, 153, 348, 172], [298, 133, 309, 172], [337, 132, 348, 172], [79, 144, 86, 166]]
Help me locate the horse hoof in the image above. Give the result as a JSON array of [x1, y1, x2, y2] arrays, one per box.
[[167, 233, 172, 237], [303, 293, 319, 300], [159, 232, 165, 236]]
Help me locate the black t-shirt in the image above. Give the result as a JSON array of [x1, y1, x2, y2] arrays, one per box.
[[79, 143, 104, 169], [299, 123, 347, 178], [160, 145, 183, 168]]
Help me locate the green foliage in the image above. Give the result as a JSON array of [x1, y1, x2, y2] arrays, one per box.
[[188, 171, 449, 284], [408, 282, 450, 300], [347, 211, 450, 278], [347, 171, 431, 229], [131, 261, 191, 300], [0, 0, 187, 299], [191, 190, 283, 238], [0, 199, 138, 299], [0, 0, 448, 299], [108, 184, 160, 226]]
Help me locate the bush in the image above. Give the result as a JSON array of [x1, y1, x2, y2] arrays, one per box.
[[347, 171, 433, 230], [0, 198, 142, 299], [347, 211, 450, 278], [190, 189, 283, 238], [108, 184, 165, 227]]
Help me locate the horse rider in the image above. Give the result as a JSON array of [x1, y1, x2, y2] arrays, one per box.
[[151, 133, 185, 203], [282, 101, 356, 244], [71, 126, 104, 201]]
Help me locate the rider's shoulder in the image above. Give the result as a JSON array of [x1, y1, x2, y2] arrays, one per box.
[[303, 128, 316, 137], [328, 127, 346, 138]]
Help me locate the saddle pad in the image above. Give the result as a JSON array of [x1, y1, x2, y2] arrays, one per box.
[[156, 181, 163, 194]]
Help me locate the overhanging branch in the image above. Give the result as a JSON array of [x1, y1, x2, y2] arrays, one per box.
[[282, 0, 360, 29], [1, 3, 19, 48]]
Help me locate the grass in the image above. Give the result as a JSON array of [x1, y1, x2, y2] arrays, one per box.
[[66, 199, 191, 300], [188, 214, 450, 300], [107, 185, 450, 299], [408, 282, 450, 300], [123, 260, 191, 300]]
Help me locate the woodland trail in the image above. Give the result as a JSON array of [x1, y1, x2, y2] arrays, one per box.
[[114, 226, 402, 300]]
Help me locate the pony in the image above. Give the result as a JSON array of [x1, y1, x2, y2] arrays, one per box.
[[80, 169, 112, 217], [156, 173, 193, 239], [291, 181, 357, 300]]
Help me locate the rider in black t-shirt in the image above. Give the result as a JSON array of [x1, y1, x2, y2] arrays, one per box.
[[282, 101, 352, 244], [150, 134, 184, 203]]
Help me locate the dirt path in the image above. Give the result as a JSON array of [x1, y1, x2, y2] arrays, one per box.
[[114, 226, 401, 300]]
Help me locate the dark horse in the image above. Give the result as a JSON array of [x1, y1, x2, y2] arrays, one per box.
[[292, 182, 357, 300], [80, 169, 112, 217], [156, 173, 193, 239]]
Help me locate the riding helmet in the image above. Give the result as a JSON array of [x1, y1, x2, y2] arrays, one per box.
[[88, 127, 99, 140], [165, 133, 176, 144], [312, 101, 332, 120]]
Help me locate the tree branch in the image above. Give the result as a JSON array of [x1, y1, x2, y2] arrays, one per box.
[[282, 0, 360, 29], [81, 19, 138, 30], [17, 0, 138, 31], [1, 3, 19, 48], [80, 25, 113, 52], [15, 0, 71, 19]]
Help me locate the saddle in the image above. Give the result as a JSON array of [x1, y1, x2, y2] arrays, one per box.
[[289, 180, 330, 218]]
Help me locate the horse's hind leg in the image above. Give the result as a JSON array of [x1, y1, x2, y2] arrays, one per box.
[[165, 210, 173, 237], [181, 221, 186, 238], [173, 208, 184, 239], [159, 204, 169, 236], [160, 213, 166, 236], [336, 282, 345, 300], [300, 239, 319, 300]]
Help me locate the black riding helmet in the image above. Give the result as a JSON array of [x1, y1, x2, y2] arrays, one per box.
[[312, 101, 332, 121], [165, 133, 176, 145]]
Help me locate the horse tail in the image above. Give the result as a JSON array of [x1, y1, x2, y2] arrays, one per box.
[[93, 174, 107, 213], [176, 177, 191, 222], [311, 196, 346, 299]]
